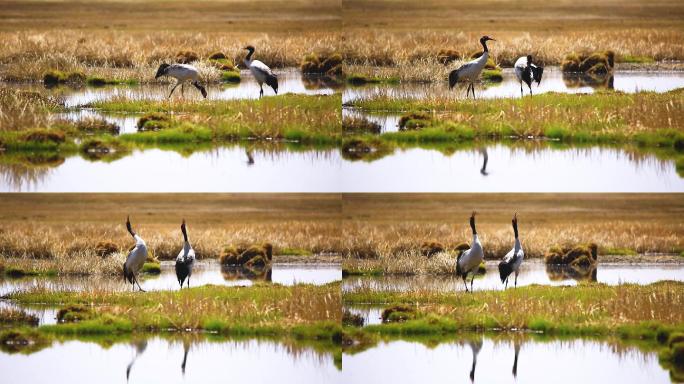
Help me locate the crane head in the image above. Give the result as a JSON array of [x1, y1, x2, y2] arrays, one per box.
[[480, 36, 495, 42], [155, 63, 170, 79], [243, 45, 255, 52]]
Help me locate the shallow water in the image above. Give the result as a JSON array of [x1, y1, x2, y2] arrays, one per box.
[[340, 144, 684, 192], [343, 261, 684, 295], [343, 336, 671, 384], [0, 261, 341, 297], [0, 145, 341, 192], [0, 337, 341, 384], [343, 68, 684, 103]]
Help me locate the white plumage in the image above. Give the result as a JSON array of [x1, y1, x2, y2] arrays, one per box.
[[514, 55, 544, 96], [175, 219, 195, 289], [456, 212, 485, 292], [243, 45, 278, 97], [123, 216, 147, 292], [449, 36, 495, 99], [498, 213, 525, 288], [155, 63, 207, 99]]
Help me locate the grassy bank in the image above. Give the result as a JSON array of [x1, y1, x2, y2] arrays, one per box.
[[343, 281, 684, 337], [347, 89, 684, 150], [6, 283, 341, 340]]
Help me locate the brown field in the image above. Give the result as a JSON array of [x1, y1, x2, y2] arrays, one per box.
[[342, 0, 684, 81], [341, 194, 684, 274], [0, 193, 682, 275], [0, 0, 341, 81]]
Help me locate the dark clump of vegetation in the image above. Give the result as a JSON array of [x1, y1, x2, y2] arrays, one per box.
[[561, 51, 615, 74], [219, 243, 273, 267], [85, 76, 136, 87], [57, 304, 92, 323], [43, 70, 86, 86], [482, 68, 503, 82], [221, 70, 241, 83], [343, 117, 381, 134], [22, 129, 66, 144], [208, 52, 227, 60], [399, 112, 430, 130], [80, 138, 128, 160], [437, 49, 461, 65], [141, 262, 161, 274], [544, 243, 599, 267], [660, 333, 684, 379], [346, 73, 399, 86], [74, 118, 120, 135], [381, 305, 416, 323], [0, 309, 39, 326], [0, 329, 49, 354], [343, 310, 365, 327], [175, 50, 199, 64], [301, 52, 343, 77], [341, 137, 393, 162], [420, 241, 444, 257], [95, 241, 119, 257], [137, 112, 170, 131]]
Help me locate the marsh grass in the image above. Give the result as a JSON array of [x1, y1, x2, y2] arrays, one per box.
[[9, 282, 341, 338], [343, 281, 684, 336], [0, 308, 39, 326]]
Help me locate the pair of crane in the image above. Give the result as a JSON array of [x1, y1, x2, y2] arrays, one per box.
[[123, 216, 195, 292], [154, 46, 278, 99], [456, 212, 525, 292], [449, 36, 544, 98]]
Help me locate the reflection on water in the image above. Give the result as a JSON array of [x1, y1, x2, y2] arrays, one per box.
[[343, 68, 684, 103], [0, 145, 340, 192], [339, 144, 684, 192], [342, 108, 402, 133], [0, 337, 341, 384], [0, 261, 341, 297], [343, 335, 671, 384], [12, 70, 336, 108], [342, 261, 684, 294]]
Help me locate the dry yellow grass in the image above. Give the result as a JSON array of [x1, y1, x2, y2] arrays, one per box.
[[1, 194, 682, 276], [342, 0, 684, 81], [0, 0, 341, 81]]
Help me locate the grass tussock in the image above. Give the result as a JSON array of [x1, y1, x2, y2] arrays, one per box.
[[0, 328, 50, 354], [342, 117, 381, 134], [0, 308, 39, 326], [343, 310, 365, 327], [219, 243, 273, 267], [9, 283, 341, 338], [43, 69, 86, 86], [0, 88, 62, 132], [544, 243, 599, 267], [301, 52, 343, 77], [561, 50, 615, 74], [344, 281, 684, 336]]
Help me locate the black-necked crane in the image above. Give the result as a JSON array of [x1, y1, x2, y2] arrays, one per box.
[[456, 211, 484, 292], [449, 36, 496, 99], [155, 63, 207, 99], [512, 338, 521, 379], [125, 339, 147, 382], [175, 219, 195, 289], [123, 216, 147, 292], [498, 213, 525, 288], [243, 45, 278, 97], [181, 340, 190, 375], [479, 148, 489, 176], [514, 55, 544, 96], [466, 336, 483, 383]]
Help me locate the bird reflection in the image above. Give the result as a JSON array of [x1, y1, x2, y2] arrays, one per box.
[[126, 339, 148, 381], [246, 149, 255, 166], [512, 338, 521, 379], [465, 336, 483, 382], [479, 148, 489, 176], [181, 339, 191, 375]]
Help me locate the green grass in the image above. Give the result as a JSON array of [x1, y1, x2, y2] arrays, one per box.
[[3, 266, 57, 278], [344, 281, 684, 337], [141, 262, 161, 274], [603, 247, 638, 256], [620, 55, 655, 64], [220, 70, 241, 83], [481, 68, 503, 82], [346, 73, 400, 85], [278, 248, 313, 256], [85, 76, 138, 86], [7, 283, 341, 340]]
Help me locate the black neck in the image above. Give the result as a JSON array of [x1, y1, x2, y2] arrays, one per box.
[[470, 217, 477, 235], [513, 220, 518, 239], [126, 219, 135, 238], [481, 39, 488, 53], [181, 225, 188, 243], [245, 49, 254, 61]]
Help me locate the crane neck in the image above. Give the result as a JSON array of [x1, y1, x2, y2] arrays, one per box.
[[481, 39, 489, 53], [245, 49, 254, 63]]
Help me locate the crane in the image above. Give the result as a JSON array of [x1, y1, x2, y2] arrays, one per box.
[[243, 46, 278, 97], [449, 36, 496, 99], [155, 63, 207, 99]]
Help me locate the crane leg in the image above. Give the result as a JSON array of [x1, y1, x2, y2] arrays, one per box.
[[259, 84, 264, 98], [505, 278, 508, 290], [520, 82, 523, 97], [515, 272, 518, 287], [133, 274, 146, 292], [168, 82, 181, 99], [470, 274, 475, 292], [529, 85, 533, 96], [472, 83, 476, 99], [181, 82, 185, 98], [187, 276, 190, 288], [462, 276, 469, 292]]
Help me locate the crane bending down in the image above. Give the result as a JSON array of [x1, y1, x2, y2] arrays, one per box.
[[155, 63, 207, 99], [243, 46, 278, 97], [498, 213, 525, 288], [175, 219, 196, 289], [514, 55, 544, 96], [123, 216, 148, 292], [456, 212, 485, 292], [449, 36, 495, 99]]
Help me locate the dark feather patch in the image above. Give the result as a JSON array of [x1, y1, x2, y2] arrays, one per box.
[[265, 74, 278, 94], [449, 70, 459, 89]]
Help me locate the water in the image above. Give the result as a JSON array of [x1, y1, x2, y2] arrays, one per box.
[[342, 108, 402, 133], [343, 68, 684, 103], [0, 337, 341, 384], [339, 144, 684, 192], [0, 261, 341, 297], [0, 145, 341, 192], [342, 261, 684, 294], [343, 336, 672, 384]]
